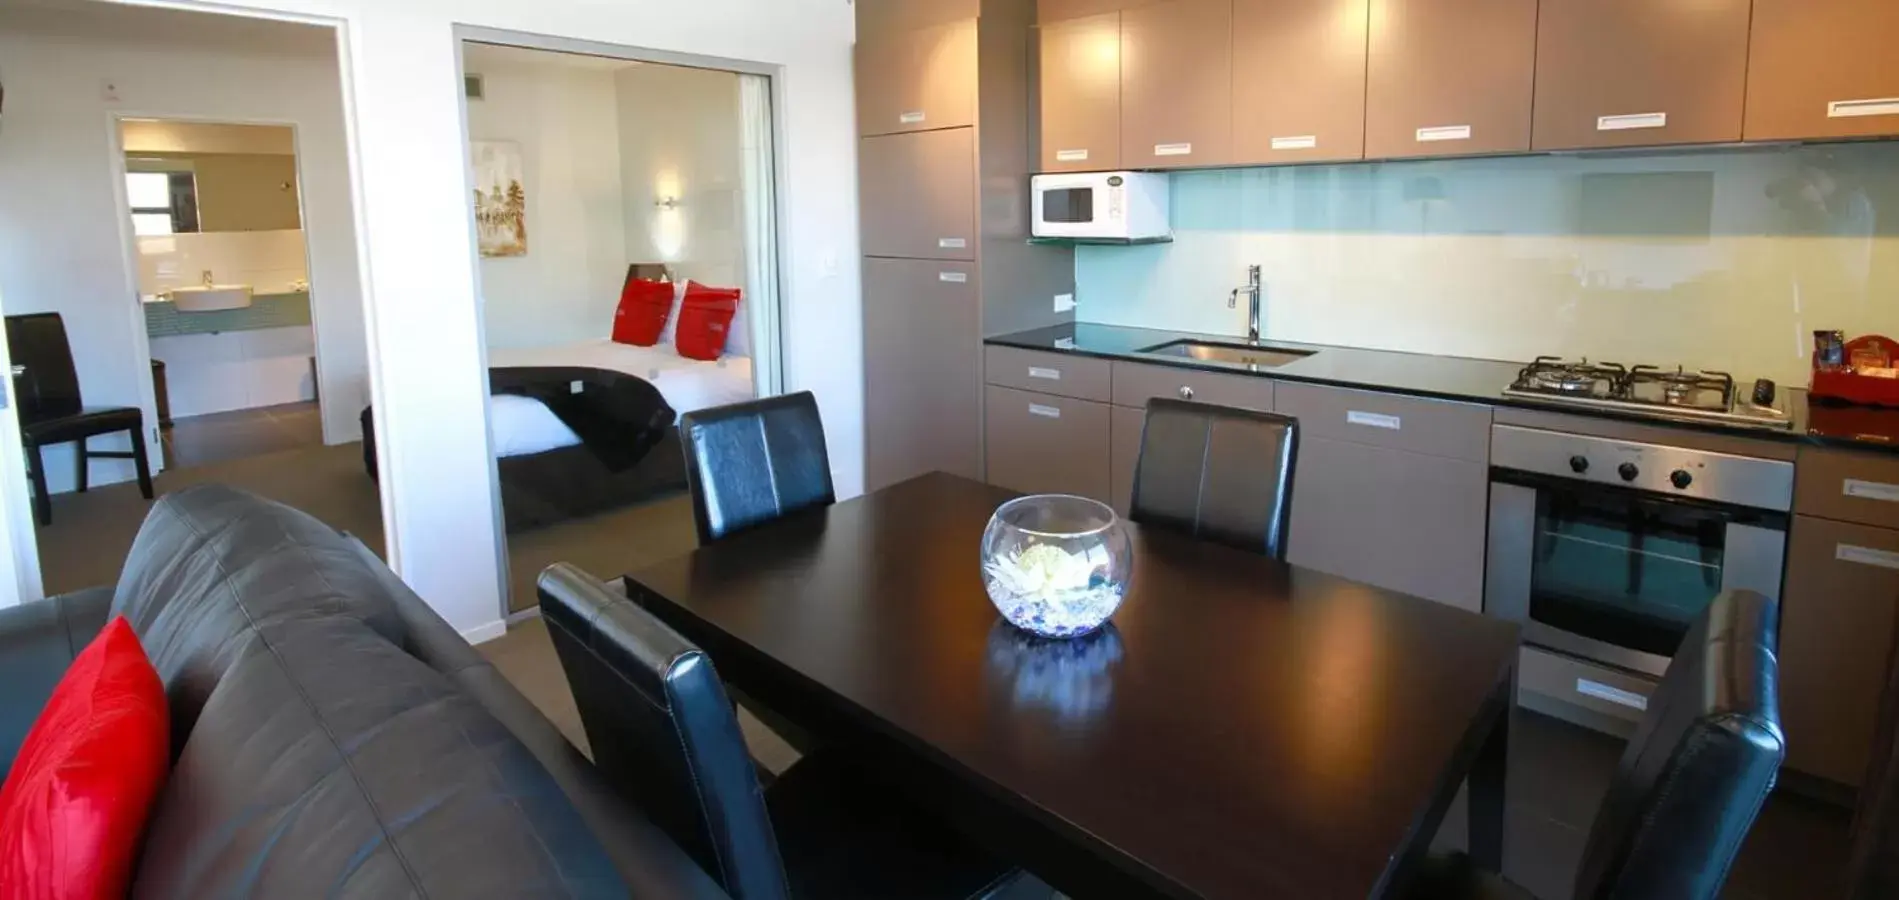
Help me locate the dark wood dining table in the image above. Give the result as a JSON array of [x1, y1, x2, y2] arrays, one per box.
[[626, 473, 1521, 899]]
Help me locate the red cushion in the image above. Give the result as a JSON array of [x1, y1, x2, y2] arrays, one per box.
[[0, 617, 168, 899], [612, 277, 675, 346], [674, 282, 741, 362]]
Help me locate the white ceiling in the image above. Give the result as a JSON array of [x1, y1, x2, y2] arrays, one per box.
[[0, 0, 336, 57]]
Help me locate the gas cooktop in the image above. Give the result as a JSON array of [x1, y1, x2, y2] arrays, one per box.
[[1503, 357, 1793, 430]]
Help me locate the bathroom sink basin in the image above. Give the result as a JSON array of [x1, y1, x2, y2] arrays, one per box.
[[1139, 340, 1316, 368], [168, 285, 253, 312]]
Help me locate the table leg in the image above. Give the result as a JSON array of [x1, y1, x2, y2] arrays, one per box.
[[1468, 682, 1511, 873]]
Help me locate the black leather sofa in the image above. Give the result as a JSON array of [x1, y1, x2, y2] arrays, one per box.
[[0, 484, 727, 898]]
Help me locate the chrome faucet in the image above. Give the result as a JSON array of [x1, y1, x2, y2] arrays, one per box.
[[201, 269, 215, 287], [1228, 264, 1263, 344]]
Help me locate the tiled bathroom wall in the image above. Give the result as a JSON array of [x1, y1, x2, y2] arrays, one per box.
[[1074, 142, 1899, 384], [135, 228, 309, 298]]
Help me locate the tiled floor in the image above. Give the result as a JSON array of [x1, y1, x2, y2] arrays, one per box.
[[161, 401, 323, 469]]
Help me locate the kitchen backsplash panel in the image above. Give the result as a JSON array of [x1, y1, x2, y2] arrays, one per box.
[[136, 229, 308, 298], [1074, 143, 1899, 384]]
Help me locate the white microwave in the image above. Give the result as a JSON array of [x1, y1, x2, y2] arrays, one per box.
[[1031, 171, 1171, 242]]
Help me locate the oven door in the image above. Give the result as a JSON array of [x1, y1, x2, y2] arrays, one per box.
[[1031, 175, 1108, 239], [1486, 471, 1788, 678]]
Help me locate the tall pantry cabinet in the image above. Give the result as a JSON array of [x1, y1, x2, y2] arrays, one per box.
[[857, 0, 1077, 493]]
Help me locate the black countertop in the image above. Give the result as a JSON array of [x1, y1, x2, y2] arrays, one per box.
[[986, 322, 1899, 457]]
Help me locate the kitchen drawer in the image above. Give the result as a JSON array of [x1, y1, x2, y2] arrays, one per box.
[[1109, 405, 1146, 516], [1795, 446, 1899, 530], [984, 386, 1112, 502], [984, 346, 1112, 402], [1520, 646, 1655, 728], [1110, 361, 1274, 412], [859, 130, 976, 260], [1781, 514, 1899, 787], [1275, 381, 1491, 462]]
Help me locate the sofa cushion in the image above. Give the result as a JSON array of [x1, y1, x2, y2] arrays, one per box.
[[133, 615, 627, 898], [109, 485, 406, 757]]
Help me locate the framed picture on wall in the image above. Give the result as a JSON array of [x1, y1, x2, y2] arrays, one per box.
[[471, 140, 526, 258]]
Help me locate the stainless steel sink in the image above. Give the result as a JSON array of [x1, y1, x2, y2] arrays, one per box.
[[1138, 340, 1316, 369]]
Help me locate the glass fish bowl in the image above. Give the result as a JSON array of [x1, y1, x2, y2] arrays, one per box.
[[980, 494, 1132, 638]]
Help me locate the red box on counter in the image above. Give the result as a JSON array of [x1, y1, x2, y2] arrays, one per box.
[[1811, 335, 1899, 407]]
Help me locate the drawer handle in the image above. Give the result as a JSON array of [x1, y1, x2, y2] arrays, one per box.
[[1270, 135, 1316, 151], [1027, 366, 1061, 381], [1055, 149, 1090, 163], [1597, 112, 1667, 131], [1576, 678, 1649, 711], [938, 237, 967, 250], [1154, 142, 1193, 157], [899, 110, 926, 125], [1346, 410, 1401, 431], [938, 271, 967, 283], [1844, 479, 1899, 503], [1838, 543, 1899, 571], [1829, 98, 1899, 119], [1028, 403, 1061, 419], [1178, 386, 1195, 400], [1415, 125, 1471, 142]]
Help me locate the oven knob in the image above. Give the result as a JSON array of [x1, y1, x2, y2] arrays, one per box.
[[1617, 462, 1639, 482], [1670, 469, 1693, 490], [1568, 455, 1589, 474]]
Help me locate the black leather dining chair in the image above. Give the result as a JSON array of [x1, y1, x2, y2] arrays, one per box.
[[678, 391, 835, 545], [5, 312, 153, 525], [1844, 605, 1899, 899], [1410, 589, 1785, 900], [538, 563, 1045, 900], [1128, 397, 1298, 558]]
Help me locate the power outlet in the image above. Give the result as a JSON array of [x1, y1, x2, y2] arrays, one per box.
[[1053, 293, 1076, 314], [100, 79, 121, 103]]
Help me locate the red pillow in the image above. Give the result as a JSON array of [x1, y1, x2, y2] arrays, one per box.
[[0, 617, 168, 899], [674, 282, 741, 361], [612, 277, 675, 346]]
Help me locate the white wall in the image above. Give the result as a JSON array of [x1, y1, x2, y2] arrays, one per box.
[[0, 5, 372, 493], [462, 46, 629, 351], [136, 229, 308, 296], [616, 63, 745, 291]]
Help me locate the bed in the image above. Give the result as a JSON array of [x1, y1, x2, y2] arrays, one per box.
[[362, 340, 756, 533]]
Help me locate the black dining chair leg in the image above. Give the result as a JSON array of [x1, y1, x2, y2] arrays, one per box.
[[26, 443, 49, 526], [74, 435, 89, 493], [129, 427, 154, 500]]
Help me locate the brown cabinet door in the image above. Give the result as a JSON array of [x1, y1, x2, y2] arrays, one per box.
[[865, 259, 982, 492], [1232, 0, 1370, 165], [1747, 0, 1899, 141], [860, 0, 978, 37], [1364, 0, 1537, 159], [859, 129, 977, 260], [1781, 515, 1899, 788], [1039, 0, 1130, 21], [984, 386, 1113, 501], [1531, 0, 1751, 150], [1120, 0, 1233, 169], [857, 20, 979, 138], [1109, 405, 1145, 516], [1039, 12, 1124, 172]]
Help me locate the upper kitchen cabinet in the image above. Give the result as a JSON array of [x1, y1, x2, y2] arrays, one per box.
[[1531, 0, 1752, 151], [860, 0, 979, 35], [857, 19, 979, 137], [860, 129, 977, 260], [1746, 0, 1899, 142], [1038, 0, 1137, 21], [1364, 0, 1537, 159], [1039, 11, 1124, 171], [1232, 0, 1369, 165], [1120, 0, 1234, 169]]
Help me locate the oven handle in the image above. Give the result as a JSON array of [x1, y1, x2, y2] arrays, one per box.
[[1488, 466, 1790, 530]]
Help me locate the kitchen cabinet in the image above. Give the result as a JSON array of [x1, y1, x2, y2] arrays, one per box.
[[1364, 0, 1537, 159], [1794, 447, 1899, 531], [1531, 0, 1752, 150], [1111, 360, 1274, 412], [859, 129, 977, 260], [1781, 514, 1899, 788], [1110, 405, 1145, 516], [1038, 12, 1123, 172], [1746, 0, 1899, 142], [1231, 0, 1369, 165], [865, 258, 982, 491], [1119, 0, 1233, 169], [985, 385, 1113, 501], [857, 19, 979, 137], [986, 345, 1113, 401], [859, 0, 978, 36], [1038, 0, 1144, 21]]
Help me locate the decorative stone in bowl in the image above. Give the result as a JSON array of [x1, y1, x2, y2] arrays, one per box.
[[980, 494, 1131, 638]]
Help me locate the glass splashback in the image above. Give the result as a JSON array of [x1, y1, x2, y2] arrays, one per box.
[[1074, 142, 1899, 384]]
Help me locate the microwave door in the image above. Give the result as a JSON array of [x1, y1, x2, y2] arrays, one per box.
[[1040, 186, 1095, 231]]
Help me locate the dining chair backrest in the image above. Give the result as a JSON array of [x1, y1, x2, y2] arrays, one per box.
[[4, 312, 83, 421], [538, 563, 790, 900], [678, 391, 836, 545], [1570, 589, 1785, 900], [1845, 604, 1899, 899], [1128, 398, 1299, 559]]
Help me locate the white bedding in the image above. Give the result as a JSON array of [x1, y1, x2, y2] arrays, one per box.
[[487, 340, 755, 458]]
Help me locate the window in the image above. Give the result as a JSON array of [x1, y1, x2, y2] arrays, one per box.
[[125, 169, 199, 236]]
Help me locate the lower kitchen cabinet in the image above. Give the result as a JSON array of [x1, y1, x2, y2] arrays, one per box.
[[864, 258, 981, 491], [984, 385, 1112, 502], [1780, 514, 1899, 788], [1286, 435, 1489, 610], [1109, 405, 1146, 516]]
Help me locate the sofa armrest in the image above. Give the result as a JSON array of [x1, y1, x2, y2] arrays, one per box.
[[0, 585, 114, 775]]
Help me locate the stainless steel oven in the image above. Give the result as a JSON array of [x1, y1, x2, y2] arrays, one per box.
[[1485, 424, 1793, 683]]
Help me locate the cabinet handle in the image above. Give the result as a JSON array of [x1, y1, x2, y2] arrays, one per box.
[[1597, 112, 1667, 131], [1178, 386, 1194, 400], [1829, 98, 1899, 119], [1838, 543, 1899, 571], [1054, 149, 1090, 163], [1416, 125, 1471, 143], [1028, 403, 1062, 419], [938, 271, 967, 284], [899, 110, 926, 125], [1270, 135, 1317, 151], [1843, 479, 1899, 503], [938, 237, 967, 250], [1154, 142, 1193, 157], [1576, 678, 1649, 711], [1346, 410, 1401, 431], [1028, 367, 1061, 381]]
